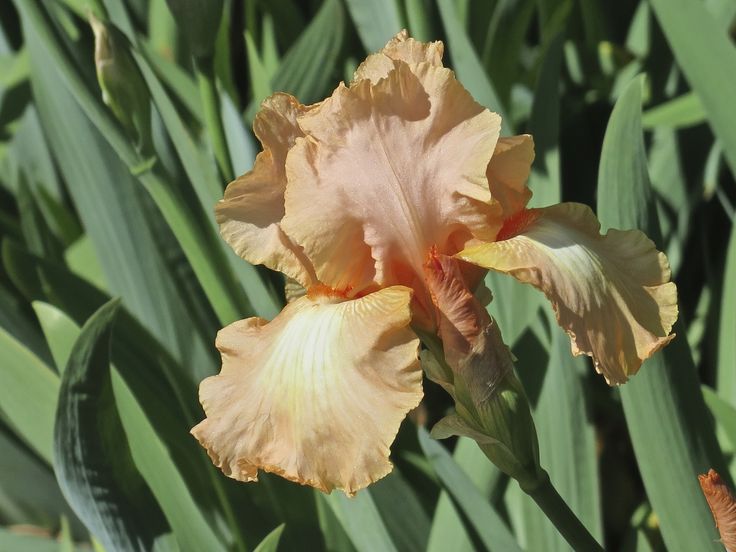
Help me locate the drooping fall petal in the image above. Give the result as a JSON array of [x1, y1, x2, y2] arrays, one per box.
[[191, 286, 422, 496], [699, 469, 736, 552], [353, 29, 444, 83], [282, 60, 502, 294], [486, 135, 535, 219], [458, 202, 678, 384], [216, 93, 316, 286]]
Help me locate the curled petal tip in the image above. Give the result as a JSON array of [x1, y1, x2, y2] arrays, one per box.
[[459, 203, 678, 385]]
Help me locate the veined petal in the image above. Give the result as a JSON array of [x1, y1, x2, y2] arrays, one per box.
[[458, 203, 678, 384], [353, 29, 444, 84], [424, 252, 513, 402], [283, 61, 502, 294], [487, 135, 534, 220], [424, 252, 490, 366], [216, 93, 316, 286], [191, 286, 422, 496]]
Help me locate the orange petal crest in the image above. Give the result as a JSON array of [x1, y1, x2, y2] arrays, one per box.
[[699, 469, 736, 552], [458, 202, 678, 384], [191, 286, 422, 496], [216, 93, 316, 286]]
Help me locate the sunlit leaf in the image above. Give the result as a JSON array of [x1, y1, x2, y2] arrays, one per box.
[[718, 223, 736, 402], [344, 0, 403, 53], [597, 76, 725, 552], [323, 491, 397, 552], [252, 524, 285, 552], [517, 325, 602, 550], [703, 386, 736, 452], [0, 324, 58, 464], [419, 429, 522, 552], [113, 369, 227, 552], [32, 301, 79, 373], [649, 0, 736, 175], [0, 528, 60, 552], [641, 92, 705, 130]]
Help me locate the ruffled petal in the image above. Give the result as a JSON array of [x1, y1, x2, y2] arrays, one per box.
[[487, 135, 534, 220], [216, 93, 316, 286], [458, 203, 678, 384], [191, 286, 422, 496], [283, 60, 502, 294], [353, 29, 444, 84]]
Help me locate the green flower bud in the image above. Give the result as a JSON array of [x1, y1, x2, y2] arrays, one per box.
[[422, 332, 543, 490], [421, 252, 544, 490], [164, 0, 224, 59], [90, 14, 152, 154]]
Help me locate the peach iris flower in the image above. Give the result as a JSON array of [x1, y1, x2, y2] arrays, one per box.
[[191, 31, 677, 495]]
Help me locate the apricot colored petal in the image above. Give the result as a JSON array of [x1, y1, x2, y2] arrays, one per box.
[[700, 469, 736, 552], [216, 93, 316, 285], [354, 30, 444, 83], [458, 203, 678, 384], [191, 286, 422, 496], [487, 135, 534, 219], [283, 61, 502, 293]]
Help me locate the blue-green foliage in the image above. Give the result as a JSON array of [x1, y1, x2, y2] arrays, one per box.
[[0, 0, 734, 550]]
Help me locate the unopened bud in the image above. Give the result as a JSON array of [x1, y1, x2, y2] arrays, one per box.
[[90, 14, 151, 154], [422, 252, 543, 489]]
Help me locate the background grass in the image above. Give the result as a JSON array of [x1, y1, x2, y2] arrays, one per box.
[[0, 0, 735, 550]]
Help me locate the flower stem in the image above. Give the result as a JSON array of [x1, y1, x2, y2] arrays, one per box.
[[524, 471, 604, 552], [194, 55, 234, 182]]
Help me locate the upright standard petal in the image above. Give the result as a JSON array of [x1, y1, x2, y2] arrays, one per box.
[[191, 286, 422, 496], [283, 61, 502, 294], [458, 203, 678, 384], [216, 93, 316, 286], [487, 135, 534, 219], [353, 29, 444, 84]]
